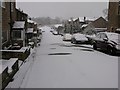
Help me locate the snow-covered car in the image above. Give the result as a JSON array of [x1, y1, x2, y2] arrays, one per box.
[[37, 35, 42, 43], [63, 33, 72, 41], [28, 42, 34, 48], [71, 33, 88, 44], [91, 32, 120, 55], [52, 31, 58, 35], [50, 29, 54, 33]]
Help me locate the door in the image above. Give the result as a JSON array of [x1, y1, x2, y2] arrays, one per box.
[[95, 33, 102, 48], [99, 33, 108, 50]]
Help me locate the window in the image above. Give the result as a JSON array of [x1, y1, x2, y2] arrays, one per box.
[[100, 33, 107, 39], [12, 30, 21, 39]]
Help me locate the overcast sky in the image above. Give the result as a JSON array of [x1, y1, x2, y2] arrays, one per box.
[[16, 2, 108, 19]]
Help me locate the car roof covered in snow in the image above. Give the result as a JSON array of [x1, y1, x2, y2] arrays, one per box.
[[99, 32, 120, 39], [100, 32, 119, 35]]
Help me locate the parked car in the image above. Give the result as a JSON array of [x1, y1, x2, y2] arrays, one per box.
[[63, 33, 72, 41], [89, 32, 120, 55], [52, 30, 58, 35], [71, 33, 89, 44]]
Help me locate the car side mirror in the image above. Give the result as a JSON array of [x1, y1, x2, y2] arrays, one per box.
[[103, 38, 108, 41]]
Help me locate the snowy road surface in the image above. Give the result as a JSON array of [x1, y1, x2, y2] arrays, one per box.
[[7, 26, 118, 88]]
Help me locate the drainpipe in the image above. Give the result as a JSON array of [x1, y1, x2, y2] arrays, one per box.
[[10, 2, 12, 43], [0, 3, 2, 53]]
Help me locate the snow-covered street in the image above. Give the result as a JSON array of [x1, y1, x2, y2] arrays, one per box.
[[7, 26, 118, 88]]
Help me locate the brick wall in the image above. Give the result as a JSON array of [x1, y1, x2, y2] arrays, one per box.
[[108, 1, 119, 32], [2, 2, 10, 44], [2, 2, 16, 48], [92, 17, 107, 28]]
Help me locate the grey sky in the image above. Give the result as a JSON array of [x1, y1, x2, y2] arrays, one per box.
[[16, 2, 108, 19]]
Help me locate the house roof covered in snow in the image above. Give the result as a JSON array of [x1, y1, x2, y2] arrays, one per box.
[[78, 17, 85, 22], [27, 19, 34, 23], [81, 24, 88, 28], [68, 17, 97, 23], [73, 18, 78, 21], [13, 21, 25, 29], [85, 17, 98, 22], [27, 19, 37, 25], [89, 17, 107, 28]]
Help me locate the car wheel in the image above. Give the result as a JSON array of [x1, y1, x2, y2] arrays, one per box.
[[73, 39, 77, 44], [108, 47, 113, 55], [107, 46, 116, 55], [93, 43, 97, 50], [71, 39, 73, 43]]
